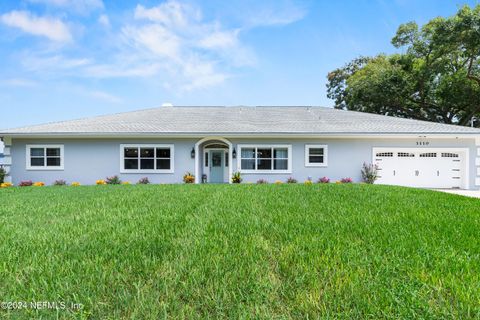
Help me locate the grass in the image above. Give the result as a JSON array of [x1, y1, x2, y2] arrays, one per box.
[[0, 184, 479, 319]]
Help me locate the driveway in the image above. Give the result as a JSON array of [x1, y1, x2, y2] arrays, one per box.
[[433, 189, 480, 198]]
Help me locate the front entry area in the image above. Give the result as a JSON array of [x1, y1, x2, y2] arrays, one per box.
[[208, 149, 227, 183], [373, 148, 468, 189], [195, 137, 232, 184]]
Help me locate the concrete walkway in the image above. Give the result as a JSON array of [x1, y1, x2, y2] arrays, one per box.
[[433, 189, 480, 198]]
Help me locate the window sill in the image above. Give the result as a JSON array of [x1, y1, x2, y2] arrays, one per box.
[[305, 164, 328, 167], [26, 167, 64, 171]]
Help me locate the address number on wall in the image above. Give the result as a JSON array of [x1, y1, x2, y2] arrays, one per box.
[[416, 141, 430, 146]]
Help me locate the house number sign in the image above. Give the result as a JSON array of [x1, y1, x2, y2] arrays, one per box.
[[416, 141, 430, 146]]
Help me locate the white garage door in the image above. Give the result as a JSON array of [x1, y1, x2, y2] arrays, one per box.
[[373, 148, 468, 189]]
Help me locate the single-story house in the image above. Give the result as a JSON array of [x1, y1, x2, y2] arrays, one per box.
[[1, 106, 480, 189]]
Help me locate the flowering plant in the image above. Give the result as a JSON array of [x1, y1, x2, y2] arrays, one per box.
[[304, 180, 313, 185], [106, 176, 122, 185], [54, 180, 67, 186], [122, 181, 131, 185], [256, 179, 268, 184], [318, 177, 330, 183], [361, 162, 379, 184], [33, 182, 45, 187], [19, 180, 33, 187], [183, 172, 195, 184], [274, 180, 283, 184], [286, 177, 297, 183], [96, 179, 107, 185], [341, 177, 353, 183], [71, 182, 81, 186], [137, 177, 150, 184], [0, 182, 13, 188], [231, 172, 242, 183]]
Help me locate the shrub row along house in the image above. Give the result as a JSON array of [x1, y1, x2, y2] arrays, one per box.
[[1, 106, 480, 189]]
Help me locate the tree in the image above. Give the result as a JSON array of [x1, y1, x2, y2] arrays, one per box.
[[327, 5, 480, 127]]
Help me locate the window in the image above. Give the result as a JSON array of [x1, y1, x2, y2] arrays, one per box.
[[442, 152, 459, 158], [305, 145, 328, 167], [26, 145, 64, 170], [398, 152, 415, 157], [376, 152, 393, 157], [420, 152, 437, 158], [238, 145, 291, 173], [120, 144, 174, 173]]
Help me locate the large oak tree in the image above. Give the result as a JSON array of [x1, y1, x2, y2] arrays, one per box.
[[327, 5, 480, 127]]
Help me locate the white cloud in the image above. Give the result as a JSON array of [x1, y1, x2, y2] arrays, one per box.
[[27, 0, 104, 14], [22, 54, 91, 71], [113, 1, 251, 89], [134, 3, 201, 28], [98, 14, 110, 27], [122, 24, 181, 59], [1, 0, 307, 92], [0, 10, 72, 42], [198, 29, 239, 50]]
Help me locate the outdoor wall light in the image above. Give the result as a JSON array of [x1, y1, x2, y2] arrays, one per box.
[[191, 147, 195, 159], [232, 148, 237, 159]]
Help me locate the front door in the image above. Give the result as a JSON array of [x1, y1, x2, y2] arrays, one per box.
[[209, 150, 224, 183]]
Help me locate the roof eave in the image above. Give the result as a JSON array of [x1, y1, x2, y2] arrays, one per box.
[[1, 131, 480, 139]]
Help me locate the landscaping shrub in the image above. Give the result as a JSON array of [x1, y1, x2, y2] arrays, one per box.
[[318, 176, 330, 183], [231, 172, 242, 183], [286, 177, 297, 183], [0, 166, 5, 184], [33, 182, 45, 187], [256, 179, 268, 184], [341, 177, 353, 183], [19, 180, 33, 187], [53, 179, 67, 186], [122, 181, 131, 185], [71, 182, 81, 186], [361, 162, 379, 184], [183, 172, 195, 184], [304, 180, 313, 185], [106, 176, 122, 185], [96, 179, 107, 185], [0, 182, 13, 188], [137, 177, 150, 185], [274, 180, 283, 184]]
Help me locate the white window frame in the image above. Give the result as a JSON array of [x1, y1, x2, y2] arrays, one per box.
[[305, 144, 328, 167], [26, 145, 64, 171], [237, 144, 292, 174], [120, 144, 174, 174]]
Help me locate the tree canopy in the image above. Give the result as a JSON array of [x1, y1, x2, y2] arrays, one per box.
[[327, 5, 480, 127]]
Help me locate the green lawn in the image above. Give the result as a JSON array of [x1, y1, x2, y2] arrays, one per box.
[[0, 184, 479, 319]]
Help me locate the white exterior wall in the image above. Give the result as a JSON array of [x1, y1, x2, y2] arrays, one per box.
[[7, 136, 480, 189]]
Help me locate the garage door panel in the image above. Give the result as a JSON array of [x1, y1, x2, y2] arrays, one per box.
[[373, 148, 466, 189]]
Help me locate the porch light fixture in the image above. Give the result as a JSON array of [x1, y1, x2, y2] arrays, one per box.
[[232, 148, 237, 159], [191, 147, 195, 159]]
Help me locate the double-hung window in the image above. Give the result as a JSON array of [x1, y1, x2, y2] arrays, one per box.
[[120, 144, 174, 173], [26, 145, 64, 170], [238, 145, 291, 173], [305, 145, 328, 167]]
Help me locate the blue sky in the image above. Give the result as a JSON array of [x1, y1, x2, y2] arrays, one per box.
[[0, 0, 479, 129]]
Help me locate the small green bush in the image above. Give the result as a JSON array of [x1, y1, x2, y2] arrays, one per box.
[[361, 162, 379, 184], [231, 172, 242, 183], [0, 167, 5, 184], [106, 175, 122, 185]]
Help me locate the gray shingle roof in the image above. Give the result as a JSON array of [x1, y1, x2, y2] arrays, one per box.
[[2, 106, 480, 135]]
